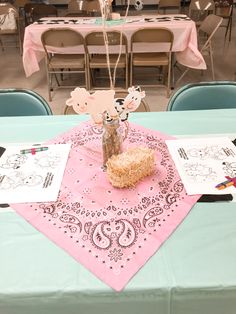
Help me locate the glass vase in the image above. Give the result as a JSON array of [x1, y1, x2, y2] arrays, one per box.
[[102, 118, 122, 167]]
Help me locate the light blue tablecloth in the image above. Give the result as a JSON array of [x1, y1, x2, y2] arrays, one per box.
[[0, 110, 236, 314]]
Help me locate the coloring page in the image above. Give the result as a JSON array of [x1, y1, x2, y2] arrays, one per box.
[[165, 137, 236, 195], [0, 144, 71, 203]]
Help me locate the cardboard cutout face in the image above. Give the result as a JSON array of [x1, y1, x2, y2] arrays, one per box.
[[66, 87, 146, 123]]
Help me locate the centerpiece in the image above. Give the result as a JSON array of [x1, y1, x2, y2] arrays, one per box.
[[65, 86, 156, 187]]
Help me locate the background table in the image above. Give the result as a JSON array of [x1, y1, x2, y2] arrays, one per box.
[[22, 15, 206, 77], [0, 110, 236, 314]]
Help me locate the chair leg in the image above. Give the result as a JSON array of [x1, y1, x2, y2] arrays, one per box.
[[209, 45, 215, 80], [228, 17, 232, 42], [130, 59, 133, 87], [90, 69, 96, 90], [87, 67, 92, 91], [84, 58, 89, 90], [0, 38, 3, 52], [125, 64, 128, 90], [85, 68, 89, 91], [47, 72, 52, 102], [19, 34, 22, 55], [176, 68, 189, 86], [53, 72, 60, 86], [17, 19, 22, 55], [167, 63, 171, 98]]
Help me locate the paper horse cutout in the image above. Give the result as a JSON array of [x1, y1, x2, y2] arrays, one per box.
[[66, 88, 118, 124]]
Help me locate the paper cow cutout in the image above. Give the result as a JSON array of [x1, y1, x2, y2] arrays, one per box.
[[66, 86, 146, 123], [109, 86, 146, 122]]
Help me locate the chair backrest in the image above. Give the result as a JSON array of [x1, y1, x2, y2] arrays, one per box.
[[23, 2, 39, 24], [189, 0, 215, 23], [133, 99, 150, 112], [41, 28, 85, 49], [158, 0, 181, 13], [68, 0, 85, 11], [198, 14, 223, 51], [14, 0, 29, 9], [0, 3, 18, 33], [85, 31, 128, 54], [167, 81, 236, 111], [214, 0, 233, 16], [66, 0, 87, 16], [0, 89, 52, 116], [83, 0, 101, 15], [31, 3, 57, 22], [24, 2, 35, 14], [0, 3, 18, 17], [131, 27, 173, 53]]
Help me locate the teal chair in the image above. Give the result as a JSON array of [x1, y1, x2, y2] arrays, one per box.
[[0, 89, 53, 116], [167, 81, 236, 111]]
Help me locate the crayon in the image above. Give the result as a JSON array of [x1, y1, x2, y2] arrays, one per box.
[[20, 147, 48, 155], [215, 176, 236, 190]]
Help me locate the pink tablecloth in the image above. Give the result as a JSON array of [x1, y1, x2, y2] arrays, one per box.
[[23, 15, 206, 77], [12, 122, 200, 291]]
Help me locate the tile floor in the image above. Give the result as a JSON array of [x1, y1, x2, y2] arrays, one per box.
[[0, 5, 235, 114]]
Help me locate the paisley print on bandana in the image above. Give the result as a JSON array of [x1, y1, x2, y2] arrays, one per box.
[[11, 121, 200, 291]]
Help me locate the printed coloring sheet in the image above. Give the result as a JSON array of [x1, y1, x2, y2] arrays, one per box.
[[0, 144, 71, 203], [166, 137, 236, 195]]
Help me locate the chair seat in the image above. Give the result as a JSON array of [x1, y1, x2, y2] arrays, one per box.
[[48, 54, 85, 69], [132, 53, 169, 66], [0, 29, 17, 34], [89, 54, 126, 68]]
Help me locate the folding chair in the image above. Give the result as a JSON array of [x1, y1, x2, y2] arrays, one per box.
[[176, 14, 223, 84], [158, 0, 181, 14], [214, 0, 233, 42], [130, 27, 174, 97], [0, 3, 22, 54], [66, 0, 87, 16], [83, 0, 101, 16], [41, 28, 88, 101], [188, 0, 215, 26], [0, 89, 52, 116], [85, 31, 129, 91], [23, 2, 35, 25], [31, 3, 57, 22], [167, 81, 236, 111]]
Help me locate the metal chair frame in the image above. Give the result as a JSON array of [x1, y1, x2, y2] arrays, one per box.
[[0, 3, 22, 54], [85, 30, 129, 91], [188, 0, 215, 26], [176, 14, 223, 84], [130, 27, 174, 98], [41, 28, 88, 101], [214, 0, 233, 42]]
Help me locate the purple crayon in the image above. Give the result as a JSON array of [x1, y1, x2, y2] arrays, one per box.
[[215, 176, 236, 190]]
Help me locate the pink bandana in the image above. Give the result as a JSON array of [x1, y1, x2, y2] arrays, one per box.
[[12, 121, 199, 291]]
